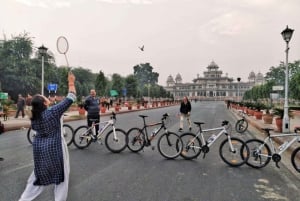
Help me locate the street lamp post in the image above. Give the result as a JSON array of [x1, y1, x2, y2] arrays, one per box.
[[237, 77, 241, 102], [148, 80, 150, 107], [38, 45, 48, 96], [281, 25, 294, 133]]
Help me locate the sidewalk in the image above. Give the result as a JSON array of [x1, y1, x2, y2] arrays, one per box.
[[230, 108, 300, 152], [0, 104, 172, 132]]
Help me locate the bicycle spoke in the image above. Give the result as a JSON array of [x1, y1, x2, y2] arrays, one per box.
[[179, 133, 201, 160], [243, 139, 271, 169], [127, 128, 145, 152], [73, 126, 93, 149], [291, 147, 300, 172], [158, 132, 183, 159], [105, 129, 128, 153], [219, 138, 248, 167]]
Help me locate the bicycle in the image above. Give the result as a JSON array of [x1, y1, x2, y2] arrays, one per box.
[[178, 120, 250, 167], [27, 115, 74, 146], [235, 109, 248, 133], [127, 113, 183, 159], [241, 127, 300, 172], [72, 112, 128, 153]]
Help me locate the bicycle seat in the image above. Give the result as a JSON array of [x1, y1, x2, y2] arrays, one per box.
[[139, 115, 148, 118], [262, 128, 274, 133], [89, 118, 99, 122], [193, 122, 205, 126], [162, 113, 169, 118], [221, 120, 229, 126], [294, 126, 300, 133]]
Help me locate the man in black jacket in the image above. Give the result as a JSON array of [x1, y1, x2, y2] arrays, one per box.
[[84, 89, 100, 137], [178, 96, 192, 132]]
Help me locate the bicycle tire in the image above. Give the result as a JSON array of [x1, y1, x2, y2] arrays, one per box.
[[73, 125, 93, 149], [242, 139, 271, 168], [291, 147, 300, 173], [179, 133, 202, 160], [27, 124, 74, 146], [157, 132, 183, 159], [235, 119, 248, 133], [27, 127, 36, 145], [219, 137, 249, 167], [105, 128, 128, 153], [127, 127, 145, 152], [62, 124, 74, 146]]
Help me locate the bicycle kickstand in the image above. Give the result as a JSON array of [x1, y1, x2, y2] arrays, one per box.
[[275, 161, 280, 169]]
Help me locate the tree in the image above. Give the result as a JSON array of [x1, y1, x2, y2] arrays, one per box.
[[133, 63, 159, 96], [265, 63, 285, 85], [95, 70, 108, 97], [289, 60, 300, 100], [124, 75, 138, 98], [111, 74, 124, 97], [0, 32, 35, 100]]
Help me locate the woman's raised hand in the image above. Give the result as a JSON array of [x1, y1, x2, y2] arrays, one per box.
[[68, 71, 76, 94]]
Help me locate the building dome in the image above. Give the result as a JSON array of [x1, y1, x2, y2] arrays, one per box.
[[248, 71, 256, 79], [256, 72, 263, 79], [175, 73, 182, 83], [207, 61, 219, 70], [167, 75, 174, 83], [166, 75, 175, 86], [255, 72, 264, 85]]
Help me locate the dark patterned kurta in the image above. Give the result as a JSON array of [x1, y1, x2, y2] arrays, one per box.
[[32, 98, 73, 186]]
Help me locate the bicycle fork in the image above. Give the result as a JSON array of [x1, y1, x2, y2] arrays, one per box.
[[112, 126, 119, 142]]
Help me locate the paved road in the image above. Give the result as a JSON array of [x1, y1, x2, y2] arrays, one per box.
[[1, 102, 300, 201]]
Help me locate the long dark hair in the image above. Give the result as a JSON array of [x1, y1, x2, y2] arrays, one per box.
[[30, 95, 47, 121]]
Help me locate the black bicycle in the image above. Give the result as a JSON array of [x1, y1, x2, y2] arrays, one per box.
[[127, 113, 183, 159]]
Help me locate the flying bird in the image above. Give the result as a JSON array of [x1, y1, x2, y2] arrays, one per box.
[[138, 45, 144, 51]]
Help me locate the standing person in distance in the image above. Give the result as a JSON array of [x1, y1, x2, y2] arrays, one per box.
[[84, 89, 100, 138], [178, 96, 192, 132], [15, 94, 26, 118], [18, 72, 76, 201]]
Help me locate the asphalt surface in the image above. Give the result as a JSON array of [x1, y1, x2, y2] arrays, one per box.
[[1, 102, 300, 201]]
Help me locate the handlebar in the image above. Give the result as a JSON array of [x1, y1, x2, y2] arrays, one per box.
[[110, 112, 116, 120], [162, 113, 169, 121], [221, 120, 229, 126]]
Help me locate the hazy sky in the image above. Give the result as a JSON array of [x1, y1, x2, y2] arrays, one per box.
[[1, 0, 299, 85]]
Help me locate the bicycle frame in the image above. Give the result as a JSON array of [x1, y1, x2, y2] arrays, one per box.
[[189, 124, 235, 152], [141, 120, 164, 145], [90, 117, 115, 141], [134, 113, 170, 146], [259, 132, 300, 157]]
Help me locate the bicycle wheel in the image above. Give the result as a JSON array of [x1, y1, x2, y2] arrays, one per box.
[[73, 125, 93, 149], [179, 133, 202, 160], [157, 132, 183, 159], [235, 119, 248, 133], [242, 139, 271, 168], [127, 127, 145, 152], [291, 147, 300, 173], [105, 128, 128, 153], [27, 127, 36, 145], [62, 124, 74, 146], [219, 137, 249, 167]]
